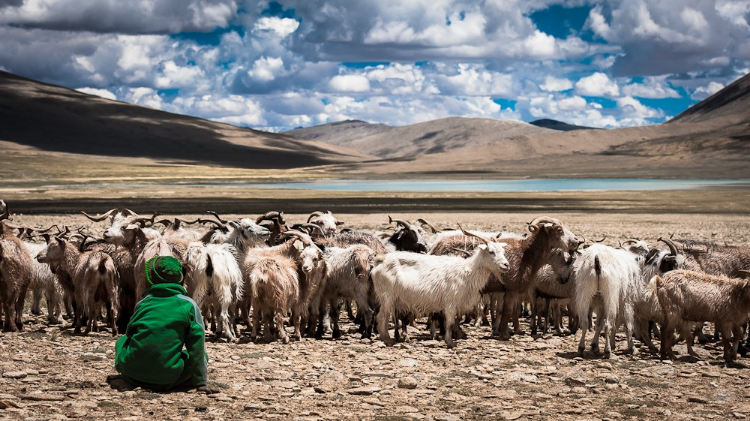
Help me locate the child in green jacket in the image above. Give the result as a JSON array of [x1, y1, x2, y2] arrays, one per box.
[[114, 255, 217, 393]]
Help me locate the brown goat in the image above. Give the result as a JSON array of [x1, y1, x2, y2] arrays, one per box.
[[430, 216, 581, 338], [0, 213, 33, 332], [37, 236, 119, 335], [656, 269, 750, 364], [245, 253, 299, 343]]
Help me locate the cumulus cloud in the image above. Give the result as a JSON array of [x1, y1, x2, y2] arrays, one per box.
[[586, 0, 750, 76], [575, 72, 620, 97], [540, 76, 573, 92], [0, 0, 238, 34], [622, 75, 680, 99], [690, 81, 725, 100], [329, 74, 371, 92], [75, 87, 117, 101]]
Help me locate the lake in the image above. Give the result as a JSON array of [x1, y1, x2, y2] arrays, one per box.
[[249, 179, 750, 192]]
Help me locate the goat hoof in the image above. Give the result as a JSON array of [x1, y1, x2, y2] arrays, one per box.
[[332, 329, 342, 340]]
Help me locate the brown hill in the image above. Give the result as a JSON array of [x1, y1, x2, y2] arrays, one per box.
[[670, 72, 750, 124], [288, 117, 554, 159], [0, 71, 370, 169]]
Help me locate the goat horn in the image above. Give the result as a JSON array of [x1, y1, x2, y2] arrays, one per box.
[[0, 200, 9, 221], [388, 216, 410, 228], [79, 208, 117, 222], [122, 208, 138, 217], [207, 211, 228, 224], [130, 212, 161, 226], [528, 216, 560, 226], [298, 223, 326, 237], [307, 211, 325, 223], [739, 270, 750, 274], [174, 217, 200, 226], [595, 237, 606, 243], [154, 218, 173, 227], [196, 218, 225, 229], [41, 233, 50, 243], [278, 229, 314, 246], [659, 237, 679, 258], [458, 224, 490, 245], [416, 218, 439, 234], [256, 211, 284, 224], [450, 247, 472, 257], [621, 239, 639, 246]]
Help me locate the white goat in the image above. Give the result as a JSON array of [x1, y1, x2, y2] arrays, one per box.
[[372, 230, 509, 348], [184, 241, 243, 341], [572, 244, 642, 358]]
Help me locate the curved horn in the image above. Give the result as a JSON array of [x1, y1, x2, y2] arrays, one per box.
[[595, 237, 606, 243], [154, 218, 173, 228], [388, 216, 410, 228], [79, 208, 117, 222], [527, 216, 561, 226], [278, 229, 314, 246], [256, 211, 284, 224], [196, 218, 225, 229], [621, 239, 639, 246], [0, 200, 9, 221], [298, 223, 326, 237], [458, 224, 490, 245], [207, 211, 228, 224], [307, 211, 325, 223], [416, 218, 439, 234], [174, 217, 200, 227], [659, 237, 679, 262], [130, 212, 161, 226], [122, 208, 138, 217]]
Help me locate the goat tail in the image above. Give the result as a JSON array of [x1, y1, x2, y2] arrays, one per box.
[[98, 255, 108, 274], [594, 255, 601, 292]]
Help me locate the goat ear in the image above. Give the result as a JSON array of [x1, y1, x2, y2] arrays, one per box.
[[396, 230, 405, 240], [528, 225, 538, 233], [336, 220, 345, 226], [478, 244, 488, 250]]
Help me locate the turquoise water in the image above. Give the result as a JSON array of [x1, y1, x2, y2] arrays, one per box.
[[248, 179, 749, 192]]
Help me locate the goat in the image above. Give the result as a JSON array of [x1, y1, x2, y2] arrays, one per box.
[[0, 201, 33, 332], [311, 244, 376, 339], [431, 216, 581, 339], [372, 229, 509, 348], [36, 235, 119, 335], [307, 210, 345, 236], [570, 243, 642, 358], [184, 241, 243, 341], [24, 240, 65, 325], [385, 216, 428, 253], [244, 251, 299, 343], [656, 269, 750, 364]]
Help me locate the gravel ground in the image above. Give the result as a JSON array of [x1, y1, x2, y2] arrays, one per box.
[[2, 212, 750, 420]]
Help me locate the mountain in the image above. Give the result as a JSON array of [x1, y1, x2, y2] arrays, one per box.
[[530, 119, 596, 131], [286, 117, 554, 159], [284, 120, 393, 147], [670, 72, 750, 125], [0, 71, 370, 169]]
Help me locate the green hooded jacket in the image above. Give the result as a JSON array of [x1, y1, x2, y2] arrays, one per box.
[[115, 283, 208, 389]]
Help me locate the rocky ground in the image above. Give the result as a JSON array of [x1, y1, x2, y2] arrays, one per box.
[[2, 212, 750, 420]]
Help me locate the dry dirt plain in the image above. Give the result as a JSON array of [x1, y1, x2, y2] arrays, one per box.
[[3, 212, 750, 421]]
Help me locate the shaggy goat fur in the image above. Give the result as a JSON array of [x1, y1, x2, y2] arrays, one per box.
[[656, 270, 750, 364]]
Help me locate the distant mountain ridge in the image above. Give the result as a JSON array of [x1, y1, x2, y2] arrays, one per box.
[[0, 70, 369, 169], [530, 119, 596, 131]]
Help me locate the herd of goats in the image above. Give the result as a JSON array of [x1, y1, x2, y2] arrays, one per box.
[[1, 200, 750, 365]]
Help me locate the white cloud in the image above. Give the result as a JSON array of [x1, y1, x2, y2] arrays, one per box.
[[540, 76, 573, 92], [622, 75, 680, 99], [616, 96, 663, 125], [329, 75, 371, 92], [575, 72, 620, 97], [122, 87, 163, 110], [247, 57, 285, 83], [253, 17, 300, 38], [691, 81, 725, 100], [75, 87, 117, 101]]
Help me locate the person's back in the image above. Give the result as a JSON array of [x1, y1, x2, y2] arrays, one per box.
[[114, 256, 216, 393]]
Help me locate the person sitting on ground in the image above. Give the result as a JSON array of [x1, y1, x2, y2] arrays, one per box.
[[113, 255, 218, 393]]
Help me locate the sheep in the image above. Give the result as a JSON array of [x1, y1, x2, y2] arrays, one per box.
[[430, 216, 581, 339], [372, 229, 509, 348], [184, 241, 243, 341], [655, 269, 750, 364], [570, 243, 642, 358], [307, 210, 345, 236], [0, 202, 33, 332], [311, 244, 376, 339], [36, 235, 119, 335]]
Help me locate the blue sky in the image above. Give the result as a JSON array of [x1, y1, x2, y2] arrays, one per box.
[[1, 0, 748, 131]]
